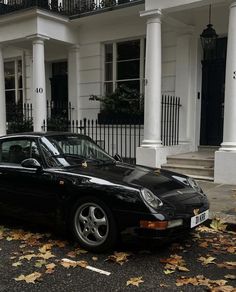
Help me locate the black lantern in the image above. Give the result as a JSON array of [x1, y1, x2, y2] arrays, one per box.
[[200, 5, 218, 51]]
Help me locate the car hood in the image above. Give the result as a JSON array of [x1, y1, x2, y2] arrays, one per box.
[[58, 162, 192, 197]]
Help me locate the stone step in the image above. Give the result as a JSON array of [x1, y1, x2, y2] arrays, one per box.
[[198, 146, 219, 152], [162, 163, 214, 178], [167, 157, 214, 168], [189, 175, 214, 182]]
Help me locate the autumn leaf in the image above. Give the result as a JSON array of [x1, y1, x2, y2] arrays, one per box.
[[164, 269, 175, 275], [45, 263, 56, 274], [217, 262, 236, 270], [38, 243, 54, 254], [12, 261, 22, 267], [176, 275, 228, 289], [126, 277, 144, 287], [19, 254, 37, 261], [14, 272, 42, 284], [224, 274, 236, 280], [61, 258, 88, 269], [92, 257, 98, 261], [198, 256, 216, 265], [38, 251, 55, 260], [107, 252, 130, 265], [199, 241, 209, 248], [210, 218, 227, 232], [160, 254, 189, 272], [34, 260, 47, 268]]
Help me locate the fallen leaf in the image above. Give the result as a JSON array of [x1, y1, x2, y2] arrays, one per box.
[[198, 256, 216, 265], [92, 257, 98, 261], [224, 275, 236, 280], [217, 262, 236, 270], [14, 272, 42, 284], [12, 262, 22, 267], [210, 218, 227, 232], [126, 277, 144, 287], [34, 260, 47, 268], [61, 258, 88, 269], [107, 252, 130, 265], [164, 269, 175, 275], [45, 263, 56, 274], [19, 254, 37, 261]]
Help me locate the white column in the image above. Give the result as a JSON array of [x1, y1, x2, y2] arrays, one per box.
[[0, 45, 6, 136], [32, 38, 47, 132], [215, 1, 236, 184], [136, 9, 164, 168], [68, 45, 80, 121], [141, 9, 162, 147], [221, 1, 236, 151]]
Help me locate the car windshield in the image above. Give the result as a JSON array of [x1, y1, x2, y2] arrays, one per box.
[[40, 134, 114, 167]]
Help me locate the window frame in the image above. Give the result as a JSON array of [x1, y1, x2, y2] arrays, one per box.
[[4, 58, 24, 105], [103, 37, 146, 96]]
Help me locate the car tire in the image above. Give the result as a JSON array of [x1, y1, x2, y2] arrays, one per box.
[[70, 197, 117, 252]]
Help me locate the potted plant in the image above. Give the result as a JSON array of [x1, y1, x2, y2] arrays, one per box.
[[90, 85, 144, 124]]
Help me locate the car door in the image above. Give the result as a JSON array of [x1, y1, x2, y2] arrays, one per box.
[[0, 137, 61, 223]]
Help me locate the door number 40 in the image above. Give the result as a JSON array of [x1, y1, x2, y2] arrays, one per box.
[[35, 88, 44, 93]]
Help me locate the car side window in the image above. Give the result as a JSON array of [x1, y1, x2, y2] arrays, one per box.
[[0, 139, 41, 166]]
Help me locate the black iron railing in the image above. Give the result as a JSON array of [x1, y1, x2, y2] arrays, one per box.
[[43, 118, 144, 164], [161, 95, 181, 146], [0, 0, 144, 16], [6, 102, 33, 133]]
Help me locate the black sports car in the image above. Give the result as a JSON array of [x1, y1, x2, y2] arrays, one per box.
[[0, 132, 209, 252]]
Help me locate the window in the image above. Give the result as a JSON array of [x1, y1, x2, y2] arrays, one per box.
[[0, 139, 40, 165], [4, 59, 23, 106], [104, 38, 145, 95]]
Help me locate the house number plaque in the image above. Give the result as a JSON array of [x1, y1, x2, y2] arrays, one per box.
[[35, 88, 43, 93]]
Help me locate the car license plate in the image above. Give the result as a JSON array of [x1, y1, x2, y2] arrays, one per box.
[[190, 210, 209, 228]]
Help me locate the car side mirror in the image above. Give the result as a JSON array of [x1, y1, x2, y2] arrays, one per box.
[[113, 153, 123, 162], [21, 158, 42, 170]]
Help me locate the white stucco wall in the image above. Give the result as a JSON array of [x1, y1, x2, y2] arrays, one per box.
[[0, 2, 230, 151]]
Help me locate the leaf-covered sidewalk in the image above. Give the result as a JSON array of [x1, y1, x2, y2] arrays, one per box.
[[0, 219, 235, 292]]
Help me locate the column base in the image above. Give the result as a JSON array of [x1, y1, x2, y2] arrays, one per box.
[[220, 142, 236, 151], [141, 139, 162, 148], [136, 143, 192, 168], [214, 150, 236, 184]]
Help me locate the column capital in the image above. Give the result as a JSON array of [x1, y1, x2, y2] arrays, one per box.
[[27, 34, 50, 43], [140, 9, 162, 22], [230, 1, 236, 9], [69, 44, 80, 52]]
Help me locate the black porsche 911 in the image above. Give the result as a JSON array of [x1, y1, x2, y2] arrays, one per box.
[[0, 132, 209, 252]]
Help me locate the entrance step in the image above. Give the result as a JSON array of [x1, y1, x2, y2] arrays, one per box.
[[161, 151, 215, 181], [161, 164, 214, 177], [198, 146, 219, 152]]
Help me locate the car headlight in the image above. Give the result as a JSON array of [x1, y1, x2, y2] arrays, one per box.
[[187, 177, 202, 192], [140, 188, 163, 209]]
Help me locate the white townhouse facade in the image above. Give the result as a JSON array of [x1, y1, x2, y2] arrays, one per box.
[[0, 0, 236, 184]]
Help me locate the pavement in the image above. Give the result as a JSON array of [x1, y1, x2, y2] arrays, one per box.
[[197, 180, 236, 225]]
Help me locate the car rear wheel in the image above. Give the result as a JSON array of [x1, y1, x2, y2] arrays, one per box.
[[71, 198, 117, 252]]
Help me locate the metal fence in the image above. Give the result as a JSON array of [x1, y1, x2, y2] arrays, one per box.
[[5, 95, 181, 162], [161, 95, 181, 146], [43, 119, 143, 164], [6, 103, 33, 133], [0, 0, 144, 16]]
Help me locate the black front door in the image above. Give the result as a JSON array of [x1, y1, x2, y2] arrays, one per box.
[[50, 62, 68, 120], [200, 38, 227, 146]]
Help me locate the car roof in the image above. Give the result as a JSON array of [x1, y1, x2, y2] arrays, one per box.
[[0, 132, 84, 139]]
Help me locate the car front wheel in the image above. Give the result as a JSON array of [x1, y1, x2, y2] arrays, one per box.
[[71, 198, 117, 252]]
